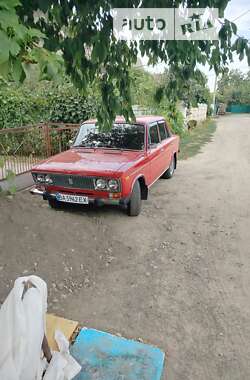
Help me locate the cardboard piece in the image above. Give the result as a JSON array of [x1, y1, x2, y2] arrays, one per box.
[[46, 314, 79, 351]]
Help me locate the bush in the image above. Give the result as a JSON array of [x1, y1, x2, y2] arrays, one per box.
[[153, 102, 186, 137], [0, 79, 100, 129], [47, 83, 98, 123], [0, 79, 100, 157], [0, 86, 47, 128]]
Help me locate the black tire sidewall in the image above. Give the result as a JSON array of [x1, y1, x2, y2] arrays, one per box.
[[162, 155, 175, 179], [127, 180, 142, 216]]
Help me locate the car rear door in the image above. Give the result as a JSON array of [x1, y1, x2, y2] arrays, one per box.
[[157, 120, 172, 171], [148, 122, 164, 184]]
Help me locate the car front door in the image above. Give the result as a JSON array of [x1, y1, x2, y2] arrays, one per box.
[[148, 123, 164, 184]]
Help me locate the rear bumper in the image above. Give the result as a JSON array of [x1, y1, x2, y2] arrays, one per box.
[[30, 186, 129, 206]]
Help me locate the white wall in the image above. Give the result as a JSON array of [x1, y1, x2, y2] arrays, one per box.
[[187, 104, 208, 122]]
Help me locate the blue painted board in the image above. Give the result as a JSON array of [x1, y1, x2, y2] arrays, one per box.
[[70, 328, 165, 380]]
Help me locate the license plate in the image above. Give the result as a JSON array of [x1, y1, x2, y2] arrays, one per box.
[[56, 193, 89, 204]]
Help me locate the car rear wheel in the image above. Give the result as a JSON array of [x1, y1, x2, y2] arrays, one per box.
[[48, 198, 62, 209], [127, 180, 142, 216], [162, 155, 175, 179]]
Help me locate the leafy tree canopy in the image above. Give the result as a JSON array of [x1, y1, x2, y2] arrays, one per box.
[[131, 66, 211, 109], [0, 0, 249, 127], [155, 67, 211, 106], [130, 67, 159, 108], [217, 69, 250, 105]]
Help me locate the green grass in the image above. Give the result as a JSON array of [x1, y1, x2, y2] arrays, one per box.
[[179, 119, 217, 160]]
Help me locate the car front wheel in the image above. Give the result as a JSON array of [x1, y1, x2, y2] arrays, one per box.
[[127, 180, 142, 216], [162, 155, 175, 179]]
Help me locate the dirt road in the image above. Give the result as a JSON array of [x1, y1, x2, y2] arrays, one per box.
[[1, 114, 250, 379]]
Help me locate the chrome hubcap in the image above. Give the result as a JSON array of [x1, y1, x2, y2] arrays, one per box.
[[170, 157, 174, 174]]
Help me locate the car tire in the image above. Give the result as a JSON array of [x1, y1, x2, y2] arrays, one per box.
[[162, 155, 175, 179], [127, 180, 142, 216], [48, 198, 62, 209]]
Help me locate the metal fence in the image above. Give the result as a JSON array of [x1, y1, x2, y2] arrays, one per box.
[[0, 123, 80, 181]]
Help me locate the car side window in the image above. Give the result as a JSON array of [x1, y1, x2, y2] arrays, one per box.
[[165, 123, 172, 137], [149, 124, 160, 145], [158, 121, 167, 141]]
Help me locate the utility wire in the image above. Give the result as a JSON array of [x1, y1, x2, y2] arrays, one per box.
[[232, 9, 250, 22]]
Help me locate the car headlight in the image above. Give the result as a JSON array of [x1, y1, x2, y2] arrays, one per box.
[[108, 179, 119, 191], [45, 174, 53, 184], [95, 178, 107, 190], [95, 178, 120, 192], [37, 174, 45, 183]]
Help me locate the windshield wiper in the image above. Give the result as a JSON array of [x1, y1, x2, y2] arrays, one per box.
[[73, 145, 95, 149], [100, 146, 122, 150], [78, 145, 123, 151]]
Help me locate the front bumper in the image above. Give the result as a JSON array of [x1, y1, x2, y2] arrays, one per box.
[[30, 187, 44, 196], [30, 186, 129, 206]]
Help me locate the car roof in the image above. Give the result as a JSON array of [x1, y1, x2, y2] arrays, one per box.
[[84, 115, 165, 125]]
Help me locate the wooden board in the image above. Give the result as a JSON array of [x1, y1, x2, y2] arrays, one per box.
[[46, 313, 79, 351]]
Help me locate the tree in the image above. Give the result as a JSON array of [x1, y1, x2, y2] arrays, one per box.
[[130, 67, 159, 108], [0, 0, 249, 127], [155, 67, 211, 106], [217, 70, 250, 105], [131, 66, 211, 109]]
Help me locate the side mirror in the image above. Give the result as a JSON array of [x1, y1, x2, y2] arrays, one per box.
[[68, 139, 73, 147]]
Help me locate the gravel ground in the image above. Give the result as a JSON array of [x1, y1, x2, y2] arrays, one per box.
[[0, 114, 250, 379]]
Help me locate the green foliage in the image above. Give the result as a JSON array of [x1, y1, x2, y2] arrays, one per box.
[[129, 66, 212, 136], [0, 75, 100, 161], [0, 84, 48, 128], [0, 127, 46, 156], [232, 37, 250, 65], [179, 119, 216, 160], [0, 156, 4, 167], [5, 169, 16, 194], [183, 79, 211, 108], [152, 68, 211, 134], [0, 0, 247, 128], [0, 158, 16, 194], [155, 67, 211, 108], [0, 0, 64, 83], [0, 157, 3, 193], [0, 77, 100, 129], [130, 67, 158, 108], [217, 69, 250, 105], [155, 102, 186, 136], [47, 83, 99, 123]]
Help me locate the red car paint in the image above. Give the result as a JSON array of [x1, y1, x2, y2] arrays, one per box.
[[31, 116, 180, 203]]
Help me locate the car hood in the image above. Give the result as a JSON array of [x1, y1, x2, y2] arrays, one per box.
[[32, 148, 145, 176]]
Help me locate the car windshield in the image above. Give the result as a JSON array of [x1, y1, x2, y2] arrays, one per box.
[[73, 123, 145, 151]]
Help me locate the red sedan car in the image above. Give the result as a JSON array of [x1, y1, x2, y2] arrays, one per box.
[[31, 116, 180, 216]]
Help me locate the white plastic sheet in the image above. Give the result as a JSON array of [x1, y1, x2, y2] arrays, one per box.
[[0, 275, 81, 380], [44, 330, 81, 380]]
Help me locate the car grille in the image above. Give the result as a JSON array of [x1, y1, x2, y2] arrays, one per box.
[[50, 174, 95, 190]]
